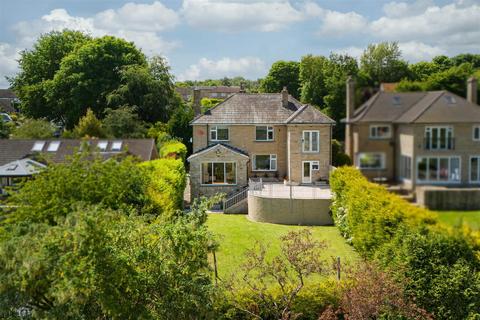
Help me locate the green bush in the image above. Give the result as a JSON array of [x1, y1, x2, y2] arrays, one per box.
[[140, 158, 186, 218], [330, 167, 437, 256], [159, 140, 188, 161], [330, 167, 480, 319]]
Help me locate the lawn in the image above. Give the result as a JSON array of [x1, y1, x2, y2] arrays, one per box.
[[207, 214, 358, 279], [437, 210, 480, 230]]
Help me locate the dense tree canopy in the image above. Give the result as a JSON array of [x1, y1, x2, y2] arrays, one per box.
[[102, 106, 147, 138], [260, 60, 301, 98], [11, 118, 57, 139], [360, 42, 409, 86]]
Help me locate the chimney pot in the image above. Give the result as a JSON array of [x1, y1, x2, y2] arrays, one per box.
[[467, 76, 477, 105], [193, 88, 202, 116], [282, 86, 288, 108]]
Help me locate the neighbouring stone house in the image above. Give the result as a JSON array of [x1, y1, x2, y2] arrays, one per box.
[[343, 76, 480, 209], [187, 88, 335, 200], [0, 139, 158, 188], [175, 86, 241, 102], [0, 89, 18, 113]]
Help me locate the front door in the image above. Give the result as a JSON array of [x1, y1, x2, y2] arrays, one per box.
[[302, 161, 312, 184]]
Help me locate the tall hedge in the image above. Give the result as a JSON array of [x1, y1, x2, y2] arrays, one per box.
[[330, 167, 480, 319], [330, 167, 437, 256], [140, 158, 186, 218]]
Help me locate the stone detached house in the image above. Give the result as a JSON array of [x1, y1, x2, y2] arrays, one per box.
[[175, 86, 241, 102], [187, 88, 335, 200], [344, 76, 480, 209]]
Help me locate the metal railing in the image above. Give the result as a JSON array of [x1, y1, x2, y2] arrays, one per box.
[[223, 185, 249, 210], [248, 178, 264, 191]]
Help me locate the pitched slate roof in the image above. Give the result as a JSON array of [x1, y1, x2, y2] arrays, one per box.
[[346, 91, 480, 124], [0, 139, 158, 166], [191, 93, 334, 125], [0, 158, 46, 177], [187, 143, 249, 161]]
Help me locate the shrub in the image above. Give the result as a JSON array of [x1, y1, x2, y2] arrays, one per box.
[[11, 118, 56, 139], [159, 140, 187, 161], [330, 167, 437, 256], [140, 158, 186, 218]]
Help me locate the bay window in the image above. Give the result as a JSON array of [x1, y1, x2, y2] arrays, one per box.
[[210, 126, 229, 141], [201, 162, 236, 185], [417, 156, 460, 183], [253, 154, 277, 171], [255, 126, 274, 141], [303, 130, 319, 152]]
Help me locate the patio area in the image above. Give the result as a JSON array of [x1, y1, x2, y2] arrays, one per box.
[[249, 182, 332, 199]]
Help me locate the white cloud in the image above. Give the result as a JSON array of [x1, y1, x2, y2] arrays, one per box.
[[178, 56, 266, 80], [398, 41, 446, 62], [318, 10, 368, 35], [181, 0, 304, 32], [382, 0, 435, 18], [0, 43, 20, 88]]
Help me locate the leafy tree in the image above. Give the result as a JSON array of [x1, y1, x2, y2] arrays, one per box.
[[11, 118, 56, 139], [106, 56, 179, 123], [0, 200, 217, 319], [48, 36, 146, 128], [408, 61, 442, 81], [102, 106, 146, 138], [260, 60, 300, 98], [360, 42, 409, 86], [0, 120, 13, 138], [432, 55, 454, 70], [451, 53, 480, 68], [165, 103, 194, 154], [73, 108, 106, 138], [299, 54, 329, 107], [9, 30, 91, 120], [201, 97, 223, 113]]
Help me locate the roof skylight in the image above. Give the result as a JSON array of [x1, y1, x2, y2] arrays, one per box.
[[111, 141, 123, 151], [47, 141, 60, 152], [97, 141, 108, 151], [31, 141, 45, 152], [392, 96, 402, 105], [445, 95, 456, 104]]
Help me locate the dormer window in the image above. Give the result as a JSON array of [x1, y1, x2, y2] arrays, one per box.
[[46, 141, 60, 152], [97, 141, 108, 151], [31, 141, 45, 152], [445, 95, 456, 105], [210, 126, 229, 141], [111, 141, 123, 151]]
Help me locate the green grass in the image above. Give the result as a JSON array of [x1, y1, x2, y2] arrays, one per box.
[[437, 211, 480, 230], [207, 214, 358, 278]]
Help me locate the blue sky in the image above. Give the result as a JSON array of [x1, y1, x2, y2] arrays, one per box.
[[0, 0, 479, 88]]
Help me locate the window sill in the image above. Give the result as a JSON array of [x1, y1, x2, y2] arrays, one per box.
[[302, 151, 320, 154]]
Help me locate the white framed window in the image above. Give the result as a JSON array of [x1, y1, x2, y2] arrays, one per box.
[[201, 162, 236, 185], [31, 141, 45, 152], [255, 126, 274, 141], [473, 126, 480, 141], [253, 154, 277, 171], [470, 156, 480, 183], [210, 126, 229, 141], [369, 125, 392, 139], [357, 152, 385, 170], [417, 156, 460, 183], [425, 126, 454, 150], [311, 161, 320, 170], [111, 141, 123, 151], [302, 130, 319, 153], [46, 141, 60, 152], [399, 155, 412, 180]]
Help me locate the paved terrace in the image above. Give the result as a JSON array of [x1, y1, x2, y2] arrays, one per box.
[[249, 182, 332, 199]]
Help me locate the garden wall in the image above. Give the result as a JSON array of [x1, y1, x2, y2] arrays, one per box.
[[416, 186, 480, 210]]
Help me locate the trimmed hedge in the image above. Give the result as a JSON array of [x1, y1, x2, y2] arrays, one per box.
[[140, 158, 186, 217], [159, 140, 187, 161], [330, 167, 480, 319], [330, 167, 437, 256]]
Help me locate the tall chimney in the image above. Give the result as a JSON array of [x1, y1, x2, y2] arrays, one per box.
[[193, 88, 201, 116], [467, 77, 477, 105], [281, 86, 288, 108], [345, 76, 355, 158], [239, 82, 246, 93]]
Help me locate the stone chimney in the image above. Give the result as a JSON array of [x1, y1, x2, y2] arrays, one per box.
[[193, 88, 201, 116], [345, 76, 355, 158], [239, 82, 246, 93], [281, 86, 288, 108], [467, 77, 477, 105]]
